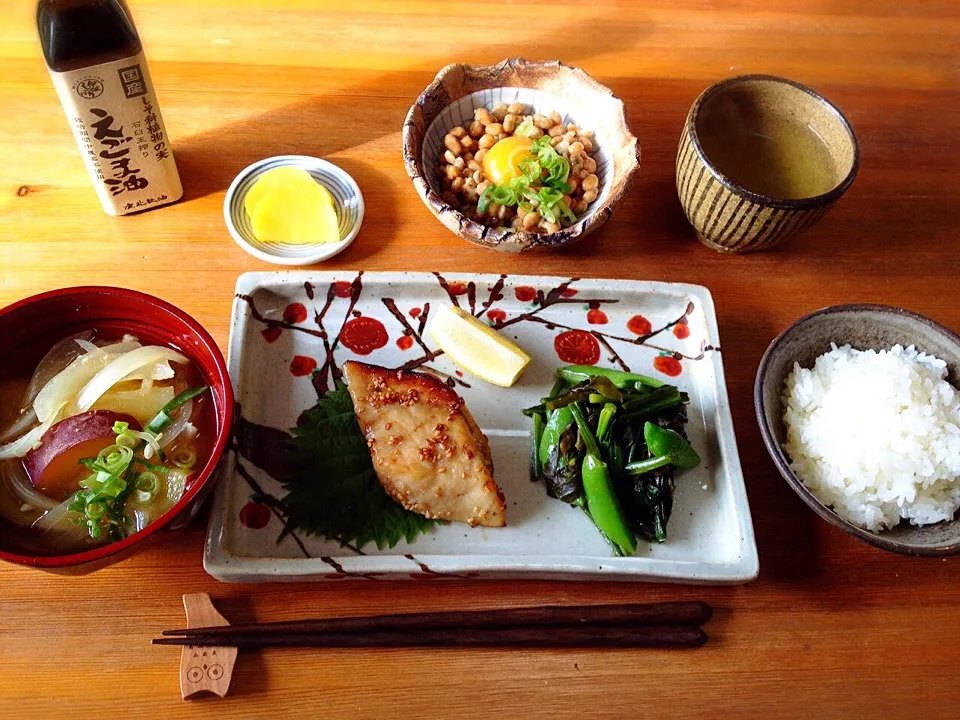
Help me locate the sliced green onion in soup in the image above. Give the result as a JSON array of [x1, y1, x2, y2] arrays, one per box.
[[171, 446, 197, 470], [96, 444, 133, 475], [135, 471, 160, 495], [115, 431, 138, 449], [133, 471, 160, 505]]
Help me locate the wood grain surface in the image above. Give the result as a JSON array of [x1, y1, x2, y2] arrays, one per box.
[[2, 1, 960, 717]]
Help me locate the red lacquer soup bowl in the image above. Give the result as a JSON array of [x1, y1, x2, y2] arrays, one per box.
[[0, 287, 233, 573]]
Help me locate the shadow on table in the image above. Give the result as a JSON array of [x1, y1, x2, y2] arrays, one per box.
[[173, 16, 653, 203]]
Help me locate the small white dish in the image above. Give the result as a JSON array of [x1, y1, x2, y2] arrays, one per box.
[[223, 155, 364, 266], [205, 271, 758, 583]]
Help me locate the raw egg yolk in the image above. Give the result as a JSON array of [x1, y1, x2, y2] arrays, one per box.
[[481, 135, 534, 184]]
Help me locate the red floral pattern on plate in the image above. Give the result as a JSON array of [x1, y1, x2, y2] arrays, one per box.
[[673, 318, 690, 339], [627, 315, 652, 336], [261, 327, 282, 344], [239, 501, 270, 529], [396, 335, 414, 351], [283, 303, 307, 324], [654, 355, 682, 377], [290, 355, 317, 376], [333, 281, 353, 298], [514, 286, 536, 302], [554, 330, 600, 365], [409, 307, 422, 318], [487, 309, 506, 324], [587, 309, 608, 325], [448, 282, 468, 296], [340, 316, 389, 355]]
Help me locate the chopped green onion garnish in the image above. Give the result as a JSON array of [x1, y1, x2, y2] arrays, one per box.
[[96, 444, 133, 475], [489, 185, 517, 206], [135, 471, 160, 495], [518, 157, 540, 180], [514, 117, 537, 137], [477, 184, 494, 214], [538, 187, 563, 206], [112, 421, 129, 434], [116, 431, 137, 449], [473, 129, 588, 229], [557, 200, 577, 225], [171, 446, 197, 470], [145, 386, 208, 435]]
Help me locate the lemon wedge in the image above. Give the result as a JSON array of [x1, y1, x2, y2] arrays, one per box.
[[429, 304, 532, 387]]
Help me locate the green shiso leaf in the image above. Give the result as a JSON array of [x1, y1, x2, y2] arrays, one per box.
[[280, 380, 438, 550]]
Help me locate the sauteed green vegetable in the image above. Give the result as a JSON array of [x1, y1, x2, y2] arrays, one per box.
[[526, 366, 701, 553]]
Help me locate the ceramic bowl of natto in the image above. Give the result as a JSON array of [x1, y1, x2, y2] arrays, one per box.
[[403, 58, 640, 253]]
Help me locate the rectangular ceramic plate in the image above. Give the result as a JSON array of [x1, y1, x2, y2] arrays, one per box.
[[205, 272, 758, 583]]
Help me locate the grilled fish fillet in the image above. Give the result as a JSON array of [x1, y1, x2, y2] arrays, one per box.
[[342, 361, 505, 527]]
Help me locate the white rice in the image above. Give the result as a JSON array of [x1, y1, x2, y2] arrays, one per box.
[[782, 344, 960, 531]]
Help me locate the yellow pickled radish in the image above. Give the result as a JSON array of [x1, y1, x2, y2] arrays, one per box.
[[245, 167, 340, 245], [251, 186, 340, 245], [429, 304, 532, 387], [243, 166, 331, 218]]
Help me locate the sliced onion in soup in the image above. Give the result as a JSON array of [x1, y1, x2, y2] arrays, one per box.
[[75, 338, 100, 355], [0, 460, 58, 512], [0, 331, 94, 443], [91, 385, 174, 426], [160, 399, 194, 449], [76, 346, 189, 413], [31, 498, 94, 548], [33, 341, 140, 424], [122, 359, 175, 382], [0, 403, 64, 460]]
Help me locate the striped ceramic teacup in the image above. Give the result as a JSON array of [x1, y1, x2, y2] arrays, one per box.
[[676, 75, 859, 254]]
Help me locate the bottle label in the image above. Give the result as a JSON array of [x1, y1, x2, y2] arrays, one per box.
[[49, 51, 183, 216]]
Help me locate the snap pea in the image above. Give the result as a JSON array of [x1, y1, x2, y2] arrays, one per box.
[[531, 412, 545, 481], [569, 402, 636, 555], [596, 402, 617, 443], [538, 405, 573, 467], [558, 365, 665, 389], [625, 422, 701, 475]]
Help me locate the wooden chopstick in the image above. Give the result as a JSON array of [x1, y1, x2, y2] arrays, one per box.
[[153, 624, 708, 648], [161, 601, 712, 639]]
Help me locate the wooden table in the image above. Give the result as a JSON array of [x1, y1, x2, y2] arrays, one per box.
[[2, 1, 959, 717]]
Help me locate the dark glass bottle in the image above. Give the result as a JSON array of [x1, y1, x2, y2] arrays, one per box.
[[37, 0, 182, 215]]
